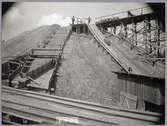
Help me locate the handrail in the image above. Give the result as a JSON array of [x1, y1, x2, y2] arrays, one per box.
[[95, 6, 151, 21]]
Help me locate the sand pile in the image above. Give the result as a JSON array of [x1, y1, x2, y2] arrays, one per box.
[[55, 33, 122, 106]]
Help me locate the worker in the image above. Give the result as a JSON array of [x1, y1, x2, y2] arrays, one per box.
[[88, 16, 91, 24], [72, 16, 75, 25]]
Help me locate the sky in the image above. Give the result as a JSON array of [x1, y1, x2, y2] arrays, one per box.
[[2, 2, 150, 40]]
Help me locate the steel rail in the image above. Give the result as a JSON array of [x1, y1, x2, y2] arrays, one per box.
[[2, 86, 161, 125], [2, 86, 160, 115], [87, 24, 132, 73], [2, 100, 119, 125]]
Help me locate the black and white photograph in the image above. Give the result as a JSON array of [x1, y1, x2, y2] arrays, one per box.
[[1, 2, 166, 125]]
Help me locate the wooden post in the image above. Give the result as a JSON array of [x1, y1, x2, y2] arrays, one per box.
[[77, 25, 81, 34], [132, 21, 137, 46], [136, 79, 145, 111], [83, 25, 86, 34], [134, 23, 137, 45], [76, 25, 78, 33], [148, 19, 152, 53], [120, 23, 123, 35], [76, 18, 78, 24], [131, 22, 134, 47], [114, 26, 116, 34], [124, 24, 127, 38], [156, 18, 160, 57], [143, 19, 148, 53]]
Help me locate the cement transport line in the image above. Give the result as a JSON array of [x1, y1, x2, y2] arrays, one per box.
[[87, 24, 143, 74], [87, 24, 129, 73], [2, 86, 161, 125]]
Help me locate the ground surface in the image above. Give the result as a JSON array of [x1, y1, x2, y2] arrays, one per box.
[[55, 33, 121, 106]]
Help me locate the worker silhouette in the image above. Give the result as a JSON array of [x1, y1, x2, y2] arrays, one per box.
[[88, 16, 91, 24], [72, 16, 75, 25]]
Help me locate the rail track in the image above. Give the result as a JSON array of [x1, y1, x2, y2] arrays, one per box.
[[2, 86, 162, 125], [87, 24, 131, 73]]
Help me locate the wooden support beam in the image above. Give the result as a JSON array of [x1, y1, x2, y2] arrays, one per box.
[[136, 79, 145, 111], [119, 23, 124, 36], [114, 26, 116, 34], [123, 24, 127, 38], [131, 22, 134, 48], [83, 25, 86, 34], [132, 21, 137, 46], [134, 23, 137, 45], [148, 19, 152, 53], [143, 19, 148, 54], [156, 18, 160, 57]]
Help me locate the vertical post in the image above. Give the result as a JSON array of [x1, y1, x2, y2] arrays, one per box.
[[120, 23, 124, 38], [131, 22, 134, 47], [134, 23, 137, 45], [114, 26, 116, 35], [143, 19, 148, 53], [84, 24, 87, 34], [132, 21, 137, 46], [111, 26, 114, 34], [124, 24, 127, 38], [109, 26, 112, 34], [156, 18, 160, 57], [78, 25, 81, 34], [76, 18, 77, 24], [136, 79, 145, 111], [148, 19, 152, 53], [76, 26, 78, 33]]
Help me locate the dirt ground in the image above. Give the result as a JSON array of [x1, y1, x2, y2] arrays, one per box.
[[55, 33, 122, 106]]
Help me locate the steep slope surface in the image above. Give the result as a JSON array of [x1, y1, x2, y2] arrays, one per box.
[[55, 33, 122, 106]]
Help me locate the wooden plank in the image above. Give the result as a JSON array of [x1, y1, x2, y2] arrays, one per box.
[[120, 91, 137, 110], [2, 88, 161, 125], [143, 82, 162, 105]]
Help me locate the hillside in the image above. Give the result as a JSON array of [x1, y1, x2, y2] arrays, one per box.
[[2, 24, 60, 63]]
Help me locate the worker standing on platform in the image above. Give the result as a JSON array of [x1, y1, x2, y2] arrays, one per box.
[[72, 16, 75, 25], [88, 16, 91, 24]]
